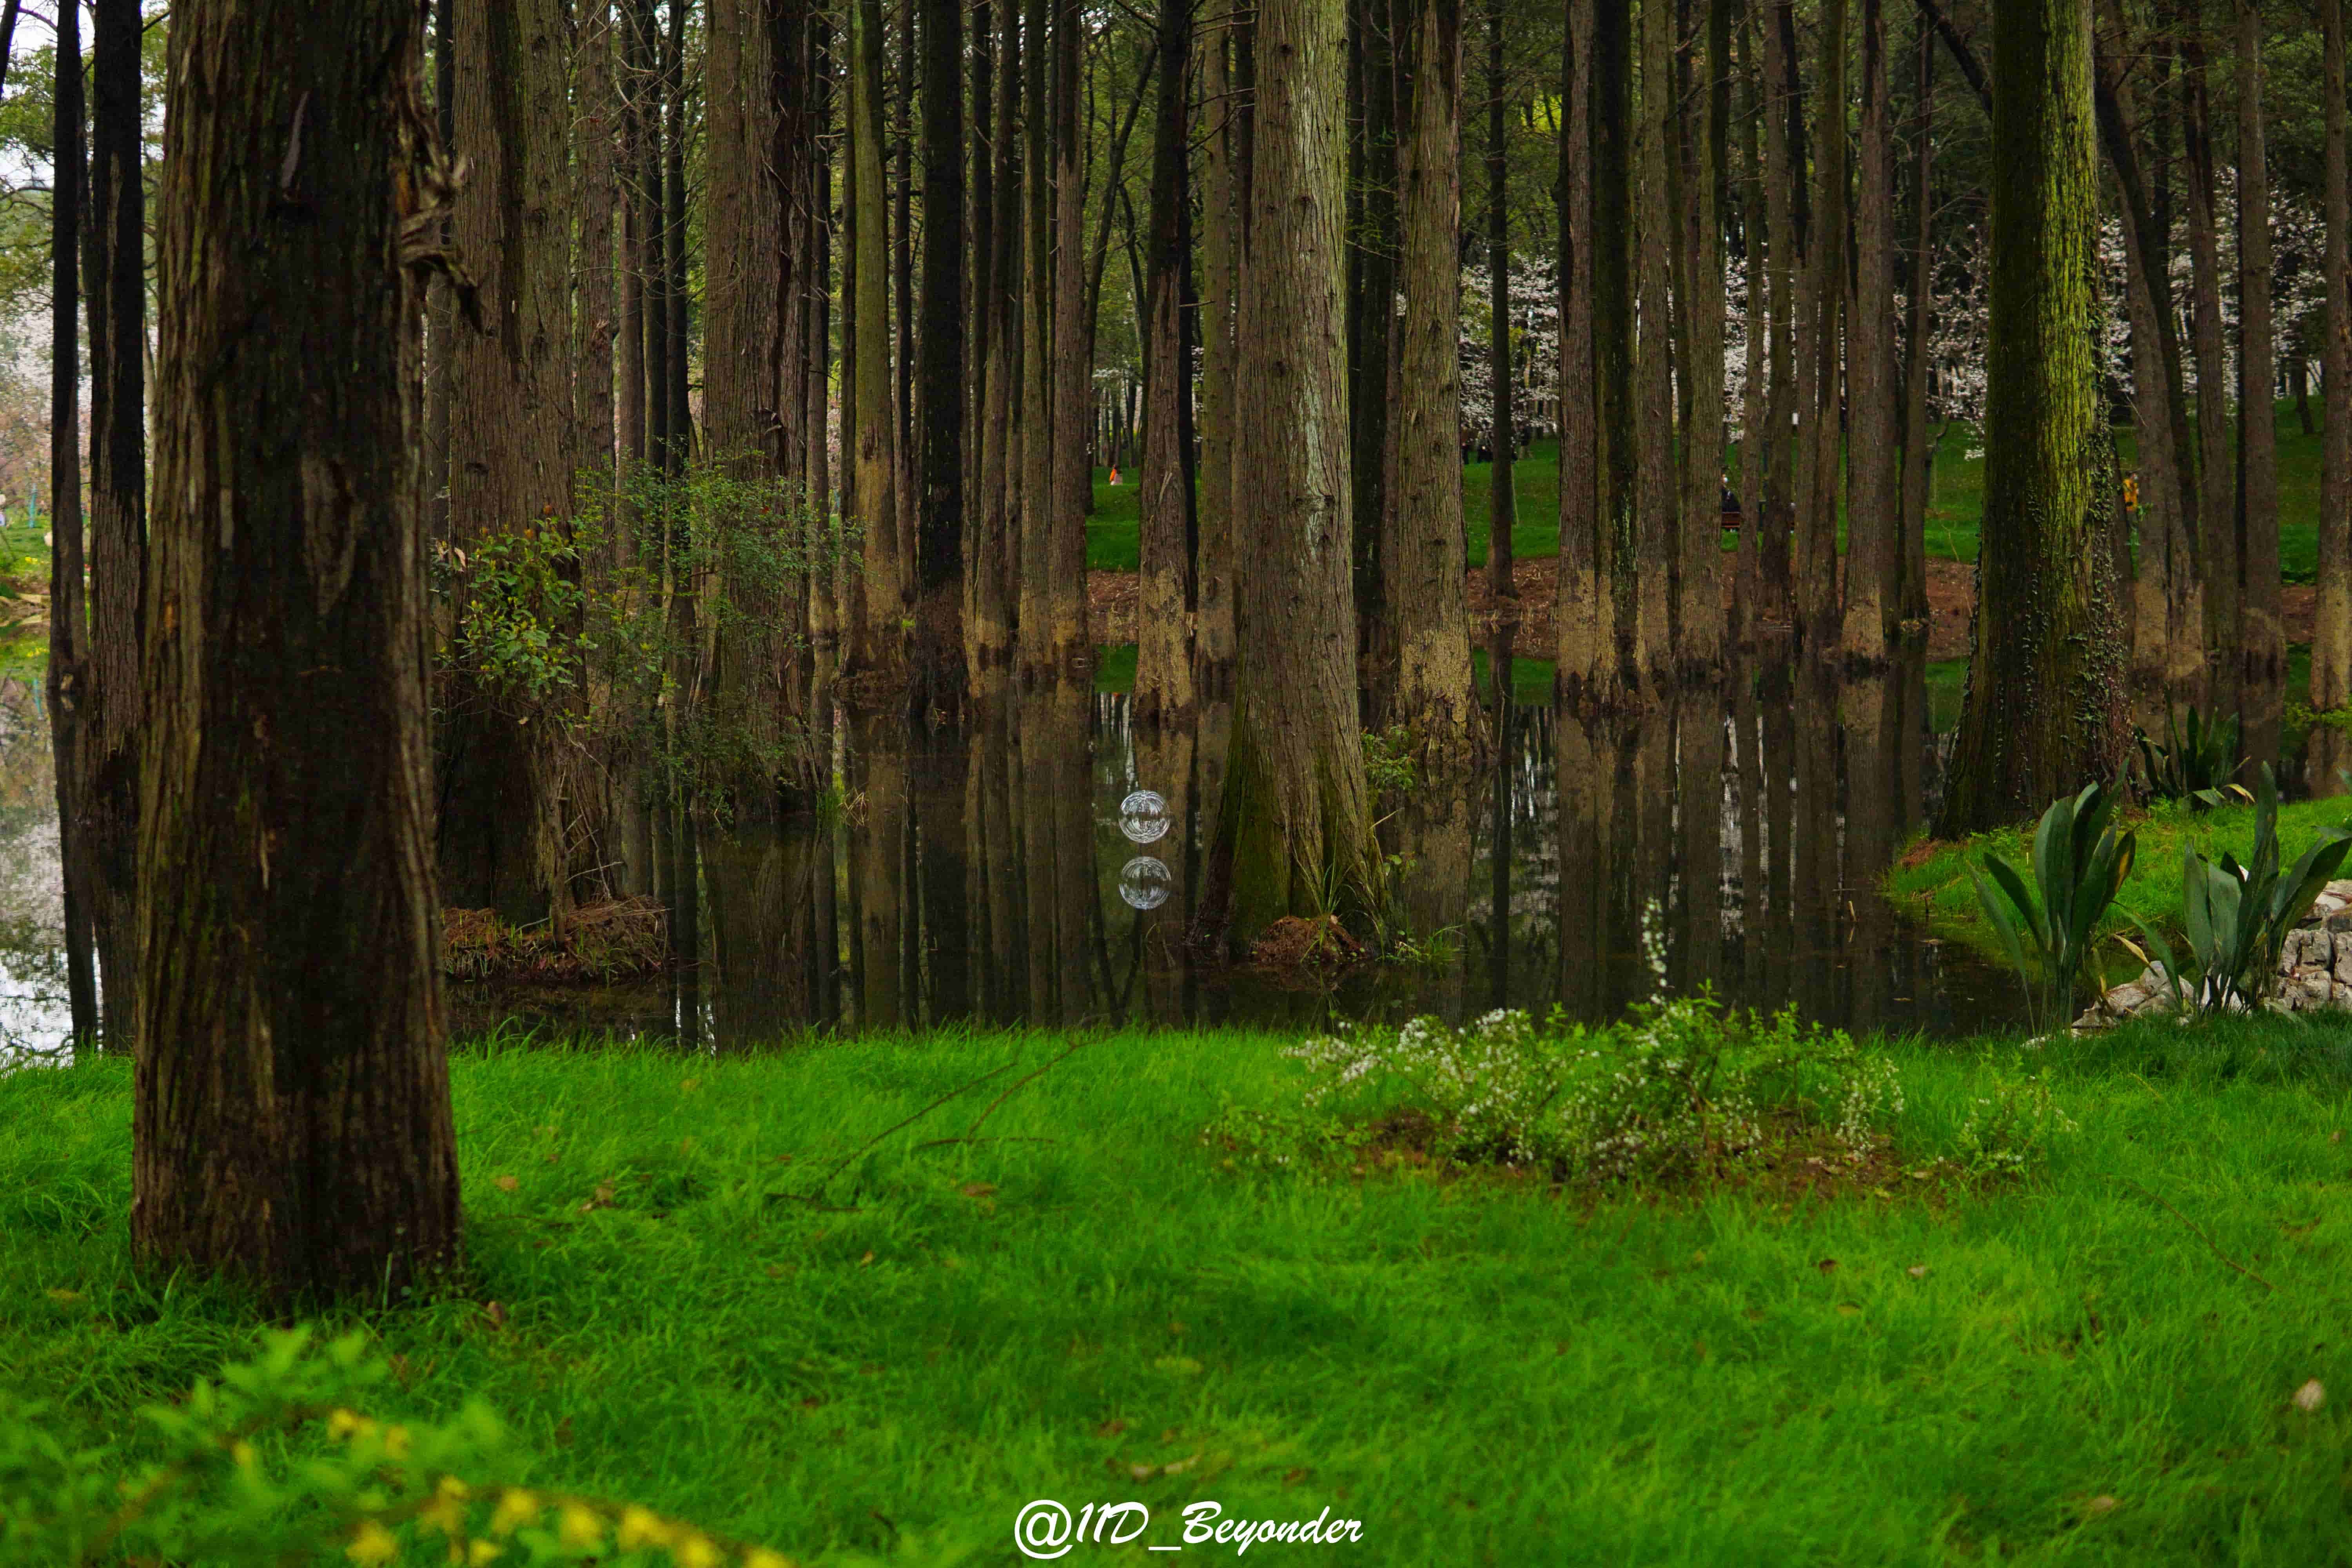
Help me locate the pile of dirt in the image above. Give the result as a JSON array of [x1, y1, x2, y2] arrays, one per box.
[[444, 895, 667, 983], [1245, 914, 1364, 972]]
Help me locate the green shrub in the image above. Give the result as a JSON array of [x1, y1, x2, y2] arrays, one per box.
[[0, 1328, 790, 1567], [1279, 994, 1904, 1183]]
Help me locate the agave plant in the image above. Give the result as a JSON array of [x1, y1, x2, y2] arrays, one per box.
[[2134, 704, 2246, 810], [2178, 763, 2352, 1014], [1968, 781, 2142, 1031]]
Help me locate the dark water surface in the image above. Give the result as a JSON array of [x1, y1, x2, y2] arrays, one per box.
[[2, 646, 2307, 1058], [461, 643, 2036, 1045]]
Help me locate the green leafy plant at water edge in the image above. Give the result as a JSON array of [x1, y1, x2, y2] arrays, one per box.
[[1967, 782, 2149, 1031], [1275, 994, 1906, 1183], [0, 1327, 795, 1567], [2178, 763, 2352, 1015], [2134, 704, 2246, 809]]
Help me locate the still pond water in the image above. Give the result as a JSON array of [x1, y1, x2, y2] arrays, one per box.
[[0, 645, 2309, 1056]]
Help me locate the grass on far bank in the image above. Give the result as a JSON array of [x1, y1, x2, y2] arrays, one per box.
[[1886, 789, 2352, 972], [15, 1014, 2352, 1563], [1089, 398, 2330, 582]]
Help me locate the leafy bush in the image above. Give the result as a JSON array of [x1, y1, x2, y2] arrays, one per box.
[[0, 1328, 789, 1567], [2176, 763, 2352, 1014], [1278, 995, 1903, 1184], [2134, 704, 2245, 809], [1968, 781, 2147, 1030]]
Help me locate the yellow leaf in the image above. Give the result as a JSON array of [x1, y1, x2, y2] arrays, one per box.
[[490, 1489, 539, 1535], [616, 1505, 674, 1550], [2295, 1379, 2327, 1412], [345, 1520, 399, 1566], [557, 1501, 604, 1550], [492, 1175, 519, 1193], [673, 1533, 722, 1568]]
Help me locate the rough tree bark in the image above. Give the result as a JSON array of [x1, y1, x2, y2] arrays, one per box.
[[1796, 0, 1846, 657], [1758, 0, 1800, 624], [1201, 0, 1379, 941], [1135, 0, 1197, 724], [1556, 0, 1604, 690], [1014, 0, 1056, 677], [847, 0, 907, 684], [1736, 7, 1764, 649], [2236, 0, 2279, 688], [2320, 0, 2352, 711], [1045, 0, 1093, 676], [134, 0, 460, 1298], [969, 0, 1020, 673], [48, 0, 94, 1045], [1842, 0, 1896, 659], [1898, 16, 1933, 629], [916, 0, 968, 702], [1941, 0, 2129, 833], [1351, 0, 1396, 672], [1387, 0, 1477, 755], [83, 0, 145, 1047], [1632, 0, 1677, 676], [1678, 0, 1728, 670], [1485, 0, 1516, 609], [2183, 32, 2234, 706], [1196, 9, 1242, 695], [443, 0, 573, 924]]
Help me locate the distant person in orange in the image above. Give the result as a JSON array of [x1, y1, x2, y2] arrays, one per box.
[[1108, 465, 1122, 486], [2122, 472, 2138, 512]]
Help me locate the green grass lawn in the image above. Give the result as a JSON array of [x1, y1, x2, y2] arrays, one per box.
[[16, 1015, 2352, 1563], [1090, 398, 2330, 583]]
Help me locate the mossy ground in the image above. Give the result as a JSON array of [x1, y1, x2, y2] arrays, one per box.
[[13, 1016, 2352, 1563]]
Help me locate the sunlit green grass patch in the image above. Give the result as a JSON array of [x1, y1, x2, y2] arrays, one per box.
[[10, 1017, 2352, 1563]]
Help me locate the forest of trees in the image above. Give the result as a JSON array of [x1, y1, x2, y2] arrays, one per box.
[[30, 0, 2352, 1290]]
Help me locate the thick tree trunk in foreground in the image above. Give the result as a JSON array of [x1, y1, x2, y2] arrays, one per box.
[[1758, 0, 1799, 625], [970, 0, 1020, 673], [1195, 16, 1240, 693], [1387, 0, 1477, 756], [1897, 17, 1933, 629], [135, 0, 459, 1298], [1045, 0, 1093, 677], [1203, 0, 1378, 941], [1014, 0, 1056, 678], [1795, 0, 1846, 657], [1351, 0, 1396, 675], [2236, 0, 2280, 689], [2183, 36, 2234, 707], [2319, 0, 2352, 711], [1735, 9, 1764, 649], [1135, 0, 1196, 724], [84, 0, 146, 1047], [1942, 0, 2129, 833], [1677, 0, 1728, 670]]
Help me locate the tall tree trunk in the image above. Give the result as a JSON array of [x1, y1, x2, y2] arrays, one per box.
[[1485, 0, 1516, 608], [1593, 0, 1635, 684], [917, 0, 968, 702], [428, 0, 456, 555], [1678, 0, 1728, 669], [1135, 0, 1197, 724], [1897, 15, 1933, 629], [445, 0, 573, 924], [1633, 0, 1677, 676], [2321, 0, 2352, 712], [1388, 0, 1477, 755], [1556, 0, 1605, 690], [1735, 5, 1764, 650], [621, 0, 650, 473], [1046, 0, 1093, 675], [640, 0, 671, 470], [1796, 0, 1846, 657], [970, 0, 1020, 673], [1942, 0, 2129, 833], [2183, 33, 2234, 709], [1351, 0, 1396, 675], [1201, 0, 1378, 940], [1758, 0, 1800, 625], [48, 0, 94, 1045], [1015, 0, 1055, 676], [580, 2, 619, 494], [2236, 0, 2279, 688], [848, 0, 907, 682], [1196, 10, 1242, 695], [664, 0, 693, 470], [83, 0, 145, 1047], [1842, 0, 1896, 659], [135, 0, 459, 1298], [706, 0, 787, 817]]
